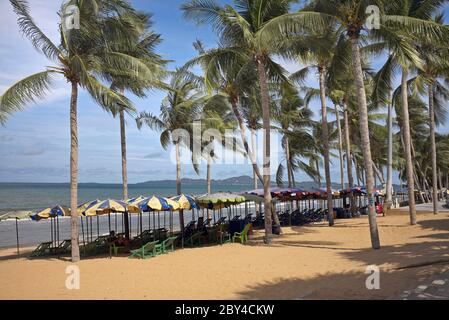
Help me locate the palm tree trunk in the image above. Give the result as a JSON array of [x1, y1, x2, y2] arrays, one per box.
[[350, 37, 380, 249], [401, 68, 417, 224], [335, 104, 345, 189], [256, 56, 273, 244], [318, 67, 334, 226], [250, 128, 258, 189], [119, 111, 128, 200], [70, 81, 80, 262], [428, 83, 438, 214], [372, 162, 385, 185], [343, 99, 355, 209], [207, 155, 212, 194], [175, 142, 185, 235], [231, 99, 263, 185], [386, 96, 393, 209], [285, 136, 293, 188]]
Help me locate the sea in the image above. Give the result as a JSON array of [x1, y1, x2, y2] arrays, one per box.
[[0, 182, 256, 248]]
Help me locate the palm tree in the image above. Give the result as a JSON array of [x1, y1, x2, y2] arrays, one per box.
[[102, 12, 167, 202], [369, 0, 449, 223], [413, 14, 449, 214], [200, 98, 240, 194], [182, 0, 298, 242], [240, 87, 263, 190], [287, 22, 350, 226], [1, 0, 140, 261], [295, 0, 447, 246], [136, 70, 208, 234], [273, 82, 315, 188], [329, 90, 346, 190]]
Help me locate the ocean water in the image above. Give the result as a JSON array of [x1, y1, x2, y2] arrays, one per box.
[[0, 182, 255, 248]]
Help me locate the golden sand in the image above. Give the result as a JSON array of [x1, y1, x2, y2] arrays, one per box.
[[1, 211, 448, 300]]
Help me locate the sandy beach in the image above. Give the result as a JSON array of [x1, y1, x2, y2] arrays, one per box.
[[1, 211, 449, 300]]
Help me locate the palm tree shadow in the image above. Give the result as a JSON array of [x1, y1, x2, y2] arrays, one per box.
[[235, 268, 437, 300]]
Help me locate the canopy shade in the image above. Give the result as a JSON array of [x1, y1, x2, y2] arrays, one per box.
[[83, 199, 128, 216], [170, 194, 199, 210], [196, 193, 246, 209], [0, 211, 32, 221]]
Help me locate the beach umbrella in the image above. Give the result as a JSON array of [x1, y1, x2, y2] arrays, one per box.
[[0, 211, 32, 256], [77, 200, 100, 245], [196, 192, 246, 210], [83, 199, 128, 216], [30, 206, 71, 247], [77, 199, 100, 215], [170, 194, 198, 210], [30, 208, 52, 221], [137, 196, 174, 212]]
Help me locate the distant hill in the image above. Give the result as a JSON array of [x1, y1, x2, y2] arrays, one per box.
[[135, 175, 399, 190], [135, 175, 255, 186]]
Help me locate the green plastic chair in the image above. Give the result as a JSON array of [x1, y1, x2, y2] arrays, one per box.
[[217, 224, 231, 244], [185, 232, 205, 247], [129, 241, 159, 259], [109, 243, 126, 258], [155, 236, 178, 255], [232, 223, 251, 244]]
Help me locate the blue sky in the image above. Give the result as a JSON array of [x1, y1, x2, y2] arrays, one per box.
[[0, 1, 448, 184]]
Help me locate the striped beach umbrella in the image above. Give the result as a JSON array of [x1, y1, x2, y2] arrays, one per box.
[[170, 194, 198, 210], [77, 199, 100, 215], [83, 199, 128, 216], [30, 208, 52, 221], [137, 196, 174, 212], [50, 205, 71, 217], [126, 196, 146, 213]]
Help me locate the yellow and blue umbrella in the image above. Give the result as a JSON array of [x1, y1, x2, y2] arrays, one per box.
[[31, 206, 70, 221], [137, 196, 176, 212], [30, 208, 51, 221], [83, 199, 128, 216], [77, 199, 100, 215], [170, 194, 199, 210], [126, 196, 146, 213]]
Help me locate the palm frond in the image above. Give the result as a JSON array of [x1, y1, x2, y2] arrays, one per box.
[[0, 70, 56, 123], [9, 0, 61, 62]]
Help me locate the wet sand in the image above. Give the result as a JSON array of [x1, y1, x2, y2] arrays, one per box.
[[1, 211, 449, 300]]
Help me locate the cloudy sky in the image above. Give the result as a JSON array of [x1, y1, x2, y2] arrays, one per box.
[[0, 1, 448, 184]]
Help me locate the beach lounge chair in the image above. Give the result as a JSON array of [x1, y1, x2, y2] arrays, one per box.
[[55, 239, 71, 255], [213, 216, 227, 227], [155, 236, 178, 254], [232, 223, 251, 244], [30, 241, 53, 257], [129, 240, 159, 259], [81, 235, 110, 257]]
